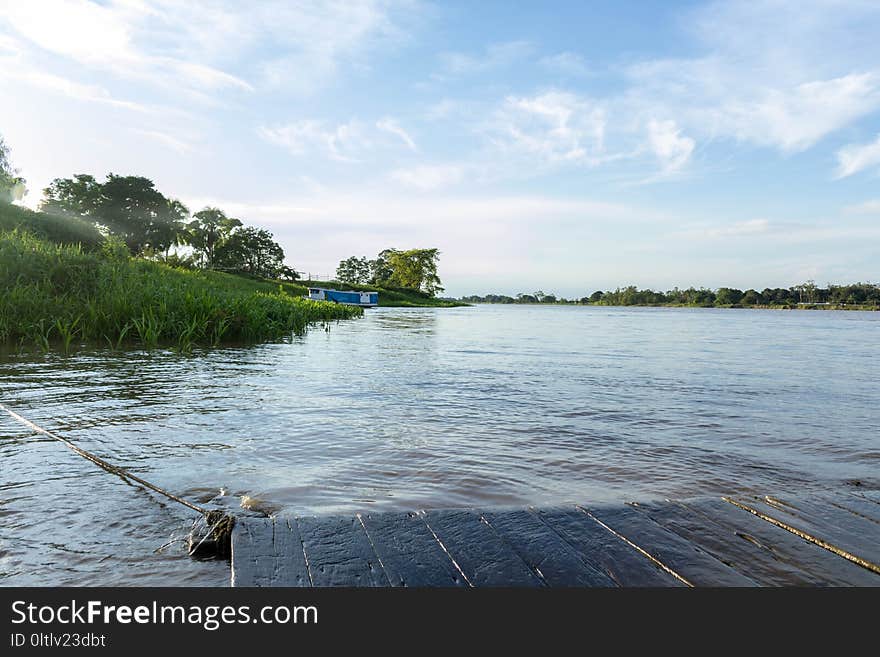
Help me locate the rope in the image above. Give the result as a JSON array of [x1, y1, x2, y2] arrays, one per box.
[[0, 402, 209, 516]]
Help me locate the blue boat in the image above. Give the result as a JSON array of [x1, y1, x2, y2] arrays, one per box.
[[306, 287, 379, 307]]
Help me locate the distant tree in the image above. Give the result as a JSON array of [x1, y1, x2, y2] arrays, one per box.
[[152, 198, 190, 256], [369, 248, 397, 285], [516, 293, 538, 303], [741, 289, 762, 305], [215, 226, 284, 278], [541, 293, 558, 303], [279, 265, 300, 281], [0, 135, 26, 203], [385, 248, 444, 295], [41, 174, 103, 218], [589, 290, 604, 303], [187, 207, 242, 267], [336, 256, 372, 284], [715, 287, 744, 305]]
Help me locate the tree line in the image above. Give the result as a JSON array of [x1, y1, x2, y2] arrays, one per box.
[[462, 282, 880, 307], [39, 173, 292, 279], [336, 248, 443, 296]]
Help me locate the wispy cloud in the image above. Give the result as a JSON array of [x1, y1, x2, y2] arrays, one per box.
[[259, 116, 416, 162], [376, 118, 417, 151], [437, 40, 534, 77], [487, 91, 607, 165], [539, 52, 590, 77], [647, 119, 694, 174], [390, 164, 464, 190], [835, 133, 880, 178]]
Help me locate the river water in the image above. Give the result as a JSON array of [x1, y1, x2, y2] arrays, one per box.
[[1, 305, 878, 585]]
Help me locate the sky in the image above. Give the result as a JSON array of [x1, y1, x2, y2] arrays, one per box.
[[1, 0, 879, 297]]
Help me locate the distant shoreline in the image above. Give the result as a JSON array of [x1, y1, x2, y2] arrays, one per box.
[[461, 301, 879, 311]]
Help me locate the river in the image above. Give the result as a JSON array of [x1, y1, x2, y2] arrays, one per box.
[[1, 305, 878, 585]]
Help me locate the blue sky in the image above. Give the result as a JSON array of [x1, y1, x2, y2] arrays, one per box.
[[1, 0, 879, 297]]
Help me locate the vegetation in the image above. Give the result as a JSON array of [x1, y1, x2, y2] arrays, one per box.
[[336, 248, 444, 296], [0, 136, 26, 203], [0, 230, 361, 353], [461, 282, 880, 310], [41, 173, 290, 278], [296, 277, 462, 307]]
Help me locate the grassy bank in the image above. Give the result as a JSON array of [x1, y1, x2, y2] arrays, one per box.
[[0, 230, 362, 352], [286, 278, 466, 307], [0, 201, 103, 249]]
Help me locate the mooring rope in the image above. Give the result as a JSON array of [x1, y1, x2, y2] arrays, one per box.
[[1, 402, 235, 557]]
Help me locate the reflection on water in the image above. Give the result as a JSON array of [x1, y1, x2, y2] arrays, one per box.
[[1, 305, 878, 585]]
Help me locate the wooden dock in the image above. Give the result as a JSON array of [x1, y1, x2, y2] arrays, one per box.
[[230, 491, 880, 587]]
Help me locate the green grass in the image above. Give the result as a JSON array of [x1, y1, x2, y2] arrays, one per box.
[[0, 230, 362, 353], [0, 202, 103, 249], [285, 279, 466, 307]]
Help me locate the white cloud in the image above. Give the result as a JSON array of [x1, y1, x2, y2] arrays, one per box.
[[259, 117, 416, 162], [488, 91, 607, 165], [539, 52, 590, 76], [682, 218, 771, 240], [843, 199, 880, 214], [647, 119, 694, 173], [376, 118, 417, 151], [390, 164, 464, 190], [0, 0, 419, 98], [835, 133, 880, 178], [438, 40, 533, 76]]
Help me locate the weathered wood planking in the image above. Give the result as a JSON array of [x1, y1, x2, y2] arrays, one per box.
[[631, 500, 829, 586], [230, 494, 880, 587], [533, 507, 684, 586], [584, 504, 758, 586], [481, 509, 616, 587], [230, 516, 276, 587], [297, 516, 390, 587], [729, 496, 880, 572], [359, 511, 466, 587], [420, 509, 543, 587], [831, 494, 880, 525], [683, 499, 880, 586]]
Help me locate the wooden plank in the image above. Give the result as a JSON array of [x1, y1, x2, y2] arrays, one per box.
[[297, 516, 390, 587], [420, 509, 543, 587], [830, 494, 880, 525], [731, 496, 880, 570], [481, 509, 616, 587], [231, 517, 276, 587], [683, 498, 880, 586], [632, 500, 829, 586], [534, 507, 683, 586], [585, 504, 758, 586], [269, 517, 311, 587], [359, 511, 466, 587]]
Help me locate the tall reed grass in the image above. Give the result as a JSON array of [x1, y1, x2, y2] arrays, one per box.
[[0, 230, 362, 353]]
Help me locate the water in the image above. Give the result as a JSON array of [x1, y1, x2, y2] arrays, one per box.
[[1, 305, 878, 585]]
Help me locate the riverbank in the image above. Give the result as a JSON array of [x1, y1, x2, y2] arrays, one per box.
[[289, 278, 466, 307], [0, 229, 362, 352]]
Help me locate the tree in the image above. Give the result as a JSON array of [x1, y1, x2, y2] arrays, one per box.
[[741, 289, 762, 305], [715, 287, 744, 305], [149, 198, 190, 256], [336, 256, 372, 284], [0, 135, 26, 203], [187, 207, 242, 267], [215, 227, 285, 278], [386, 248, 444, 295], [369, 248, 397, 285], [41, 174, 103, 218], [42, 173, 177, 254]]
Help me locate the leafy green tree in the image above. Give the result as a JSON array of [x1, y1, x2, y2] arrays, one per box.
[[386, 248, 444, 295], [741, 289, 762, 305], [0, 135, 26, 203], [336, 256, 372, 284], [41, 174, 103, 218], [187, 207, 242, 267], [215, 226, 285, 278], [715, 287, 744, 305], [369, 248, 397, 285], [95, 174, 176, 253], [589, 290, 604, 303]]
